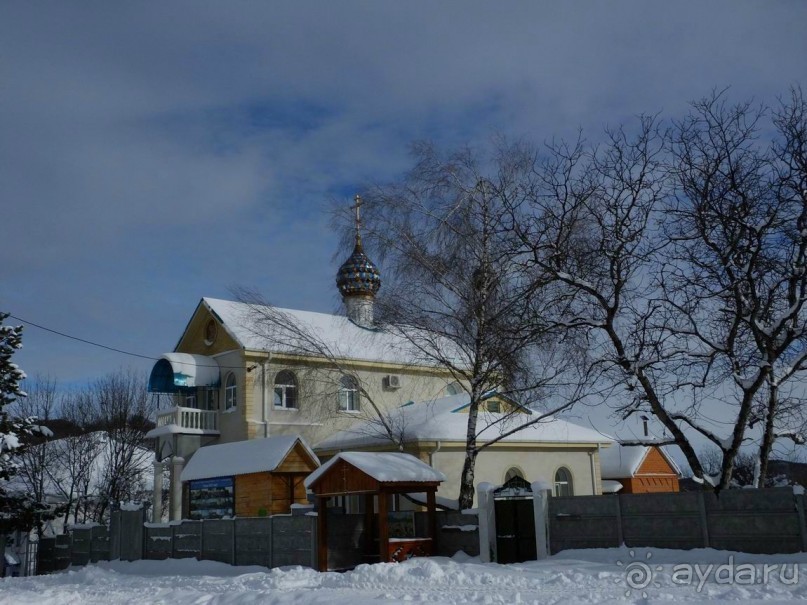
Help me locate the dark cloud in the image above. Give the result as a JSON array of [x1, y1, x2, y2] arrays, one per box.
[[1, 1, 804, 386]]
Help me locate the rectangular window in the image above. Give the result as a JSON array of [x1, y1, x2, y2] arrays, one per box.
[[338, 390, 359, 411], [274, 385, 297, 409], [225, 386, 236, 409]]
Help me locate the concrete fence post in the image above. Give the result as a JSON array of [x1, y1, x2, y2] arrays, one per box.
[[476, 483, 496, 563], [231, 518, 237, 566], [794, 491, 807, 552], [697, 491, 710, 548], [531, 485, 551, 559], [109, 511, 121, 560], [269, 517, 274, 568], [310, 515, 318, 570]]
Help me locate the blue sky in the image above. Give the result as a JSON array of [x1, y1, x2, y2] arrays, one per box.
[[2, 1, 805, 403]]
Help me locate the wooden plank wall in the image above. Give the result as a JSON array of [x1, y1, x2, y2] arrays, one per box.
[[234, 444, 318, 516]]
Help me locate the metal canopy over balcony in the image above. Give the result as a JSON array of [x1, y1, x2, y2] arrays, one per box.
[[148, 353, 220, 393]]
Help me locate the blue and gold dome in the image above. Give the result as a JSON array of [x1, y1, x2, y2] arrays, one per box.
[[336, 237, 381, 298]]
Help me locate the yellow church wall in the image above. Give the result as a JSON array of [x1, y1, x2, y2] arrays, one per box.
[[248, 358, 465, 446], [175, 302, 240, 356], [431, 444, 602, 503]]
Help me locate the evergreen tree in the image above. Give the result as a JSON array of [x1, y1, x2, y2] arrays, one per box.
[[1, 312, 49, 532]]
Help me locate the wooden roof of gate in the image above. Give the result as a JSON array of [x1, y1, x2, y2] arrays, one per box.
[[305, 452, 444, 497]]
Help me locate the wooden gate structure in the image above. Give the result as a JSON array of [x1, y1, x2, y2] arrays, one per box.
[[305, 452, 445, 571]]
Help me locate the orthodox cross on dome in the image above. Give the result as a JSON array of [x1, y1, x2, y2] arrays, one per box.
[[336, 192, 381, 326], [353, 194, 363, 245]]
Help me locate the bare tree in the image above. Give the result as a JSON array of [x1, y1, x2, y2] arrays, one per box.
[[88, 369, 155, 522], [664, 88, 807, 488], [509, 90, 807, 491], [46, 389, 103, 528], [699, 446, 759, 487], [507, 116, 717, 482], [346, 141, 596, 509]]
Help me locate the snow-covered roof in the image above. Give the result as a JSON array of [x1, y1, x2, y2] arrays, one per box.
[[180, 435, 318, 482], [599, 444, 681, 478], [315, 394, 614, 450], [601, 479, 624, 493], [202, 297, 458, 366], [304, 452, 446, 489]]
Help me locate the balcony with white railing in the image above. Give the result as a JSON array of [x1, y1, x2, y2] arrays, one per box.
[[154, 406, 219, 435]]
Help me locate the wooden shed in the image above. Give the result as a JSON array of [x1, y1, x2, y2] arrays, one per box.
[[180, 435, 319, 519], [304, 452, 445, 571], [600, 444, 681, 494]]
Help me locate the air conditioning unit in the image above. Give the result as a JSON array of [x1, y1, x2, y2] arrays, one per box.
[[383, 375, 401, 390]]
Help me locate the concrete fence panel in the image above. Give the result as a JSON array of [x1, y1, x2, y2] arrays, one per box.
[[36, 537, 57, 574], [234, 518, 273, 567], [144, 524, 173, 560], [548, 495, 620, 553], [70, 528, 92, 567], [272, 515, 316, 568], [172, 520, 202, 560], [90, 526, 110, 563], [547, 488, 807, 556], [202, 520, 235, 565], [53, 534, 72, 571], [415, 511, 480, 558], [620, 492, 705, 550], [704, 488, 802, 554]]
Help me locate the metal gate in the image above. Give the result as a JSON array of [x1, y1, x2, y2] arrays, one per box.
[[23, 538, 38, 576], [494, 477, 536, 564]]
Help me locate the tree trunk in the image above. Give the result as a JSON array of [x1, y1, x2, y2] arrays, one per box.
[[458, 392, 482, 510], [458, 448, 478, 511], [757, 380, 778, 488]]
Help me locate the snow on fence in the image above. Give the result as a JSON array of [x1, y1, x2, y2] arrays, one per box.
[[548, 487, 807, 555], [35, 508, 479, 574]]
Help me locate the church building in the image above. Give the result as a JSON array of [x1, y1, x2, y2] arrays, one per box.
[[146, 196, 613, 520]]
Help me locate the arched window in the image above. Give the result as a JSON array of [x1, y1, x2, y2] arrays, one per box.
[[554, 467, 573, 497], [504, 467, 524, 482], [338, 375, 359, 411], [446, 381, 463, 396], [273, 370, 298, 409], [224, 373, 237, 410]]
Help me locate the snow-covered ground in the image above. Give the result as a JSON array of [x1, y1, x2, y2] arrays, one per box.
[[3, 547, 807, 604]]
